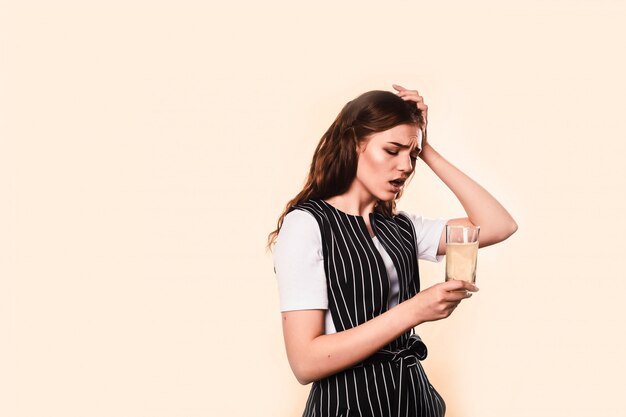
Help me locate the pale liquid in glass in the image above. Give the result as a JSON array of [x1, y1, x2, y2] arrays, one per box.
[[445, 242, 479, 283]]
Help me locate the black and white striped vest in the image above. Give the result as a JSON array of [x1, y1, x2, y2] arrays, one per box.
[[288, 198, 421, 351]]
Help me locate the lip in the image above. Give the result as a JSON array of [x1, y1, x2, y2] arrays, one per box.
[[389, 183, 402, 193], [389, 179, 405, 193]]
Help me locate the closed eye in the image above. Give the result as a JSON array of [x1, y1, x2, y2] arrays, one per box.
[[387, 149, 419, 163]]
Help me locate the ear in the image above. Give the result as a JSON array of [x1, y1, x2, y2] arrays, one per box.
[[355, 138, 368, 154]]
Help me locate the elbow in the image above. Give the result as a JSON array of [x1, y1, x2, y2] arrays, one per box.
[[509, 220, 518, 236], [291, 353, 331, 385], [292, 363, 315, 385], [499, 220, 518, 242], [296, 375, 313, 386], [484, 221, 518, 247], [506, 220, 518, 238], [284, 334, 328, 385]]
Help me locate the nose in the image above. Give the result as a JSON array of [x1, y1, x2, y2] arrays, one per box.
[[397, 153, 413, 173]]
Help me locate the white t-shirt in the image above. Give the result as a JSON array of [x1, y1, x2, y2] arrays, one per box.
[[273, 209, 447, 334]]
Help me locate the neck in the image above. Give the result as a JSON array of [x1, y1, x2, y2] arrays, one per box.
[[324, 183, 380, 217]]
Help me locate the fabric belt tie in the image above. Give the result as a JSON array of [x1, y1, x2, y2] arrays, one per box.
[[360, 335, 437, 416], [362, 334, 428, 368]]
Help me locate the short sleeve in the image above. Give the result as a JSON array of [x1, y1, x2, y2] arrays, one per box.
[[398, 211, 447, 263], [273, 209, 328, 312]]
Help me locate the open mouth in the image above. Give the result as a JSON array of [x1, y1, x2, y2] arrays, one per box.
[[389, 178, 406, 192]]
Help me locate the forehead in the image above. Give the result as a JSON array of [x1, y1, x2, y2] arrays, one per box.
[[368, 124, 422, 149]]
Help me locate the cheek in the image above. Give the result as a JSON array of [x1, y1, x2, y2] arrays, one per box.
[[360, 149, 387, 169], [357, 150, 389, 178]]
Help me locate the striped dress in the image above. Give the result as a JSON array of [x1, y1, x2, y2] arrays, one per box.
[[289, 199, 446, 417]]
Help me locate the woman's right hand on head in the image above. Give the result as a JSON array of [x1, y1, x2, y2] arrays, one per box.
[[409, 280, 479, 324], [392, 84, 429, 141]]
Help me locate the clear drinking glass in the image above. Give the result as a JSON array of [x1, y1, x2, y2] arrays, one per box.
[[445, 225, 480, 284]]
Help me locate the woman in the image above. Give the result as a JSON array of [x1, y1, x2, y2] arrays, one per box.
[[268, 85, 517, 417]]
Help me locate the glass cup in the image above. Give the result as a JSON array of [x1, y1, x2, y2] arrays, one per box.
[[445, 225, 480, 285]]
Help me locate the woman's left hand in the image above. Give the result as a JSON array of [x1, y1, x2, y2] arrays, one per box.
[[392, 84, 429, 147]]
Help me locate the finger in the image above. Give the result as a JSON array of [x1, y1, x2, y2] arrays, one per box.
[[398, 92, 424, 102], [444, 279, 479, 292], [444, 290, 471, 302], [394, 86, 422, 98], [399, 96, 424, 106], [451, 279, 479, 291], [392, 84, 407, 92], [397, 89, 420, 96]]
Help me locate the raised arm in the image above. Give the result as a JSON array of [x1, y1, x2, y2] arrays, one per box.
[[393, 84, 518, 254], [420, 143, 518, 254], [281, 279, 477, 385]]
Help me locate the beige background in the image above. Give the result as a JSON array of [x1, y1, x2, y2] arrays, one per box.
[[1, 1, 625, 416]]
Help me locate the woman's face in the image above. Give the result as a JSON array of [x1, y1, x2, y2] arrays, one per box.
[[353, 123, 422, 203]]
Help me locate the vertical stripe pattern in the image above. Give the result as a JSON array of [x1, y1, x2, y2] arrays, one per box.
[[289, 199, 446, 417]]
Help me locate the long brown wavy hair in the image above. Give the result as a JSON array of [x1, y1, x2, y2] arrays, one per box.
[[266, 90, 425, 251]]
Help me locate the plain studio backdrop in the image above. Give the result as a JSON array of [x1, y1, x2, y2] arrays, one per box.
[[1, 1, 625, 416]]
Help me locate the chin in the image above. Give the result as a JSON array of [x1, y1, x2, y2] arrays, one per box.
[[377, 193, 397, 203], [371, 186, 401, 204]]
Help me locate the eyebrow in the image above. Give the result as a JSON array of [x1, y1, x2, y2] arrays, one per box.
[[388, 141, 422, 153]]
